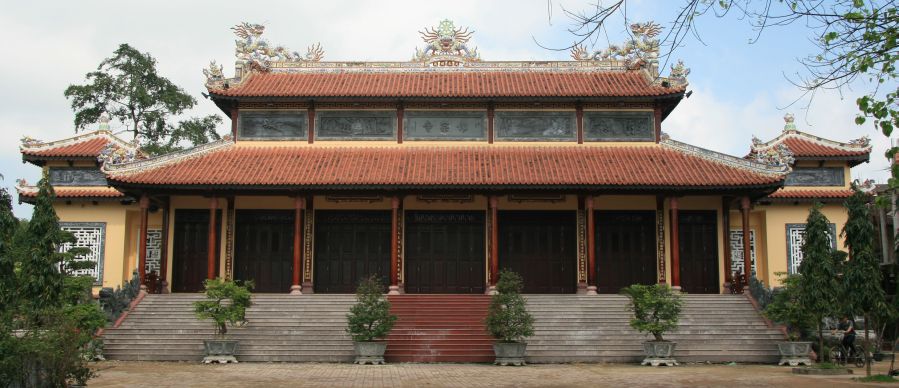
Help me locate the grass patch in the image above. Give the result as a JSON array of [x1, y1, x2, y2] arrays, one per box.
[[854, 375, 897, 383], [811, 362, 843, 370]]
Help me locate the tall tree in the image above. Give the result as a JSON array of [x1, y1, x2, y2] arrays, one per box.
[[0, 186, 17, 313], [18, 174, 65, 316], [64, 43, 222, 155], [841, 186, 886, 376], [798, 203, 841, 360]]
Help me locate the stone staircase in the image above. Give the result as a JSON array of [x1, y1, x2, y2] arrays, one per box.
[[103, 294, 356, 362], [525, 294, 784, 363], [385, 295, 494, 363]]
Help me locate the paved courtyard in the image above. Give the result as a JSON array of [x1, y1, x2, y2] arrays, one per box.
[[90, 361, 898, 387]]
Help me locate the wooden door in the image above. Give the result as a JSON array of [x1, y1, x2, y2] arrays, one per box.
[[596, 211, 657, 293], [498, 211, 577, 294], [172, 209, 221, 293], [314, 210, 391, 293], [405, 211, 486, 294], [234, 210, 294, 293], [678, 210, 720, 294]]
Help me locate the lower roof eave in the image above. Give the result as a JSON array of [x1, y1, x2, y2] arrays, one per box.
[[17, 195, 134, 205]]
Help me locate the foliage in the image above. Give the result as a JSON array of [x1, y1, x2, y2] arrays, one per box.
[[763, 273, 816, 341], [749, 276, 773, 310], [64, 43, 222, 154], [98, 270, 141, 322], [0, 186, 18, 313], [18, 174, 67, 318], [621, 283, 684, 342], [855, 375, 898, 382], [486, 270, 535, 343], [797, 203, 842, 361], [193, 278, 253, 337], [346, 275, 396, 342], [841, 186, 888, 376]]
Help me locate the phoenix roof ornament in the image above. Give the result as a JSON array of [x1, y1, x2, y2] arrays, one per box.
[[232, 22, 324, 72], [571, 21, 661, 70], [413, 19, 480, 66]]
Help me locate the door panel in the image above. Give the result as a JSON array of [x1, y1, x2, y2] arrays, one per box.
[[234, 210, 294, 293], [172, 209, 221, 293], [498, 211, 577, 294], [678, 210, 720, 294], [596, 211, 657, 293], [405, 211, 486, 294], [314, 210, 391, 293]]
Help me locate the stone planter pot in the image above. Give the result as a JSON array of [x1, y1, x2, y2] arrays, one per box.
[[203, 339, 239, 364], [354, 341, 387, 365], [494, 342, 527, 366], [777, 341, 813, 366], [641, 341, 678, 366]]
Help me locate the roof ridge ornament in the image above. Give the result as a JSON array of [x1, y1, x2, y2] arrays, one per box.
[[413, 19, 480, 67], [232, 22, 324, 73], [848, 135, 871, 148], [667, 59, 690, 86], [783, 113, 797, 132], [753, 143, 795, 167], [570, 21, 661, 72], [20, 136, 42, 148]]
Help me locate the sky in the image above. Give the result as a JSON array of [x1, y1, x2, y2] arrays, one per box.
[[0, 0, 890, 218]]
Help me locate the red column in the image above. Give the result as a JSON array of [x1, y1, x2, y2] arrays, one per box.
[[207, 196, 218, 280], [741, 196, 752, 288], [290, 196, 305, 295], [721, 197, 732, 288], [586, 195, 597, 294], [397, 103, 404, 144], [159, 199, 170, 293], [489, 195, 499, 288], [389, 196, 401, 294], [487, 104, 495, 144], [669, 197, 681, 289], [138, 195, 149, 291], [576, 103, 584, 144]]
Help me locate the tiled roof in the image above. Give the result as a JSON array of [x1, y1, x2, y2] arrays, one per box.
[[750, 130, 871, 161], [17, 186, 125, 199], [105, 141, 785, 189], [20, 130, 141, 161], [766, 188, 854, 200], [209, 71, 684, 99]]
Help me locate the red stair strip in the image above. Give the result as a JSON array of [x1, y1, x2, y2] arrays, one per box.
[[386, 295, 494, 363]]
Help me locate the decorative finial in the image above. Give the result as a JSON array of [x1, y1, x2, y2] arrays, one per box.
[[751, 135, 763, 147], [98, 111, 111, 131], [848, 135, 871, 148], [783, 113, 796, 132], [857, 178, 876, 193], [754, 143, 795, 167], [659, 131, 670, 141], [203, 60, 225, 87], [232, 22, 323, 72], [668, 59, 690, 85], [570, 21, 661, 71], [413, 19, 479, 66], [15, 178, 29, 188], [20, 136, 42, 148], [97, 142, 138, 165]]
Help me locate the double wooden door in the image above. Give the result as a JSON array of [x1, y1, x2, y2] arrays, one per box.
[[596, 211, 658, 293], [678, 210, 720, 294], [314, 210, 391, 293], [233, 210, 294, 293], [498, 211, 577, 294], [172, 209, 221, 293], [404, 211, 486, 294]]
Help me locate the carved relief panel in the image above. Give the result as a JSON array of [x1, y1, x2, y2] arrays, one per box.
[[583, 111, 654, 141], [404, 111, 487, 140], [315, 110, 396, 140], [784, 167, 845, 186], [49, 168, 107, 186], [238, 111, 307, 140], [495, 111, 576, 141]]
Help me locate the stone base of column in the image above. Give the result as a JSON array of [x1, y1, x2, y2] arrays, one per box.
[[672, 286, 682, 292], [160, 281, 170, 294], [486, 285, 498, 295], [388, 285, 401, 295], [301, 281, 314, 294], [576, 282, 588, 294], [289, 285, 303, 295], [139, 284, 148, 292], [585, 285, 598, 295]]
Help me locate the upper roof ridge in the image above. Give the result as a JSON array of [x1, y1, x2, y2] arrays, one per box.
[[750, 113, 872, 153], [102, 136, 234, 175], [662, 137, 790, 177]]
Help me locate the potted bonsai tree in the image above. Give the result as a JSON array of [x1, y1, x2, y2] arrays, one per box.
[[486, 270, 534, 366], [193, 278, 253, 364], [621, 283, 683, 366], [763, 273, 815, 366], [346, 275, 397, 365]]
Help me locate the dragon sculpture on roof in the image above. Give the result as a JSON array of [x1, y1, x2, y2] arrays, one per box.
[[231, 22, 324, 72], [571, 21, 661, 70], [414, 19, 480, 65]]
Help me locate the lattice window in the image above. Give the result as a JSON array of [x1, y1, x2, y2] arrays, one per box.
[[729, 230, 756, 276], [145, 229, 162, 275], [786, 223, 837, 274], [59, 222, 105, 284]]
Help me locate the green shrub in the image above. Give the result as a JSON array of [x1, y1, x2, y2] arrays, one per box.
[[346, 275, 396, 342], [763, 273, 815, 341], [486, 270, 534, 343], [621, 284, 683, 342], [193, 279, 253, 337]]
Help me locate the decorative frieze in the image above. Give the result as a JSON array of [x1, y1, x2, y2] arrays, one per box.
[[303, 209, 314, 283], [225, 204, 236, 281], [416, 194, 474, 203], [656, 205, 666, 283], [584, 111, 654, 141], [238, 111, 307, 140], [785, 167, 844, 187], [576, 209, 587, 284], [315, 111, 396, 140], [145, 228, 162, 275], [404, 111, 487, 140], [324, 195, 383, 203], [507, 194, 566, 203], [495, 111, 576, 141], [238, 101, 309, 109], [49, 167, 107, 186]]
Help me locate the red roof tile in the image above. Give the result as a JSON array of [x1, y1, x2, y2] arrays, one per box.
[[209, 71, 684, 98], [106, 144, 783, 189], [767, 188, 854, 199], [18, 186, 125, 199], [781, 137, 869, 158], [21, 137, 110, 158]]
